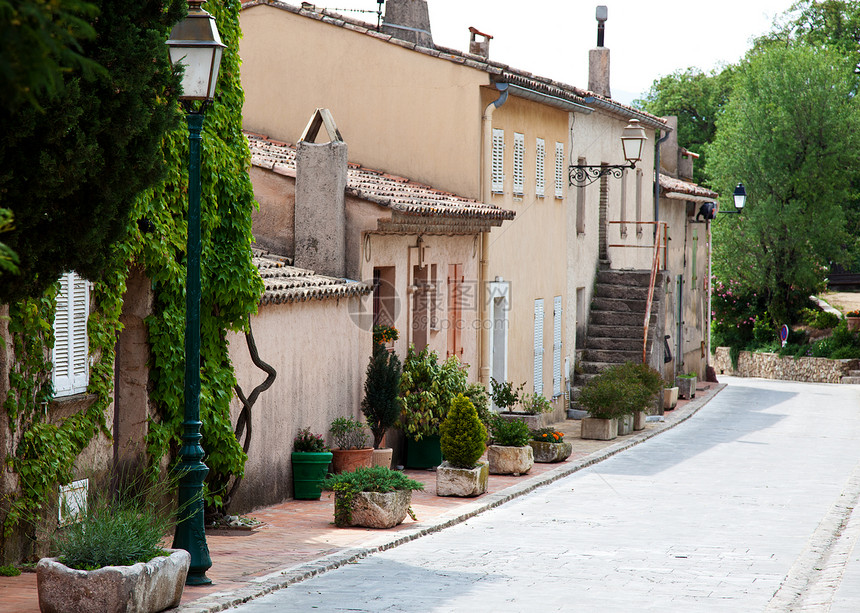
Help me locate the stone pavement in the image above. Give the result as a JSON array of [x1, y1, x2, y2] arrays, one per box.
[[0, 383, 720, 613]]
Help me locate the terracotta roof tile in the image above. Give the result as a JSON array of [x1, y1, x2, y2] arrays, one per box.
[[247, 133, 516, 222], [659, 174, 719, 199], [253, 249, 372, 305]]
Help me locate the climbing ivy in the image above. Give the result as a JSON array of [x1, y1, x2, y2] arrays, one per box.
[[3, 0, 263, 541]]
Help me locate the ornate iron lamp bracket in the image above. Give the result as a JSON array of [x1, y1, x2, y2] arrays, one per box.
[[568, 162, 635, 187]]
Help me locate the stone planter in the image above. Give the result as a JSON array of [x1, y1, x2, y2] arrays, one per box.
[[663, 387, 679, 410], [529, 440, 572, 463], [676, 376, 696, 399], [338, 489, 413, 529], [580, 417, 617, 441], [497, 412, 549, 430], [330, 447, 374, 474], [436, 461, 489, 497], [371, 447, 393, 469], [617, 414, 633, 435], [633, 411, 647, 431], [848, 317, 860, 332], [37, 549, 189, 613], [487, 444, 534, 475]]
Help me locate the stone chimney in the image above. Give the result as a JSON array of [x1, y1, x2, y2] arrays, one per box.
[[468, 26, 492, 59], [588, 5, 611, 98], [294, 109, 347, 278], [382, 0, 433, 48], [659, 116, 679, 177]]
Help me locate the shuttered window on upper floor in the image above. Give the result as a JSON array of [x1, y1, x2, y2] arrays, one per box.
[[555, 142, 565, 199], [492, 129, 505, 194], [535, 138, 545, 198], [513, 132, 525, 196]]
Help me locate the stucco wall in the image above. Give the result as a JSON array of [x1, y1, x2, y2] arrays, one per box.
[[713, 347, 858, 384], [250, 166, 295, 257], [227, 296, 371, 512]]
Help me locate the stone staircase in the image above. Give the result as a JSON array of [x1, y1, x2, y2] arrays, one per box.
[[841, 369, 860, 384], [570, 268, 664, 412]]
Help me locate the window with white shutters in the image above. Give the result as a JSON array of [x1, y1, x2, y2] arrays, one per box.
[[53, 272, 90, 397], [555, 142, 565, 199], [533, 298, 544, 395], [492, 129, 504, 194], [535, 138, 545, 198], [513, 132, 524, 196], [552, 296, 563, 398]]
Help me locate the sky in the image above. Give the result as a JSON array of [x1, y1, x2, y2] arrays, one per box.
[[316, 0, 800, 105]]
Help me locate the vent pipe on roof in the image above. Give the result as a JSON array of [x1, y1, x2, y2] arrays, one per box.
[[588, 6, 611, 98], [382, 0, 433, 48]]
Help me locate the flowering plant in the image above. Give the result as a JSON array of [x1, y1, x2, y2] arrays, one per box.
[[847, 311, 860, 318], [293, 427, 328, 453], [531, 427, 565, 443], [373, 324, 399, 345]]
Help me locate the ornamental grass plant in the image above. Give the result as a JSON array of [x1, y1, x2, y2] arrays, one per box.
[[439, 394, 487, 468]]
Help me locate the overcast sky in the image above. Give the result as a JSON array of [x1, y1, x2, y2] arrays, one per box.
[[316, 0, 799, 104]]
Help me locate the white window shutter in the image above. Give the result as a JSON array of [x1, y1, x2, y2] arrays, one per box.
[[53, 272, 90, 397], [513, 132, 524, 196], [535, 138, 545, 197], [555, 142, 565, 199], [553, 296, 562, 398], [534, 298, 544, 395], [492, 129, 504, 194]]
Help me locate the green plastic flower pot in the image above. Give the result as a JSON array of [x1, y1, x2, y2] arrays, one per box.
[[406, 435, 443, 469], [291, 451, 333, 500]]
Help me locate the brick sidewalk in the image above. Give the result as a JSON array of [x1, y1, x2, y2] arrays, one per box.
[[0, 382, 720, 613]]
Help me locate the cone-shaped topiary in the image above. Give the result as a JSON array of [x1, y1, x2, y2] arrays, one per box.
[[439, 394, 487, 468], [361, 342, 402, 448]]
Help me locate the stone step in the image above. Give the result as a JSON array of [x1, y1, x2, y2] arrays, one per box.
[[588, 324, 644, 339], [582, 348, 644, 364], [577, 360, 621, 375], [594, 284, 651, 301], [596, 269, 653, 287], [841, 376, 860, 384], [591, 297, 648, 313], [586, 336, 644, 352], [590, 310, 656, 327], [849, 370, 860, 377]]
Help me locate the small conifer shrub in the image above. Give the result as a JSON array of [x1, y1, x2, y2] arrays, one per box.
[[439, 394, 487, 468]]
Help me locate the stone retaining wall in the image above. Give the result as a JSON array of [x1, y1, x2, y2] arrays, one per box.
[[713, 347, 858, 384]]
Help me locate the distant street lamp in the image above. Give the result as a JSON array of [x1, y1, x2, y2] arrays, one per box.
[[569, 119, 648, 186], [166, 0, 226, 587], [719, 183, 746, 215]]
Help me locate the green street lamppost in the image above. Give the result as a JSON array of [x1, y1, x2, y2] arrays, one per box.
[[166, 0, 225, 587]]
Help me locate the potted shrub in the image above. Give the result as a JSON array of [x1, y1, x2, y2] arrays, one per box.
[[487, 415, 534, 475], [291, 427, 332, 500], [329, 416, 373, 474], [361, 330, 402, 469], [676, 372, 697, 399], [321, 466, 424, 528], [617, 362, 663, 430], [529, 428, 572, 463], [399, 345, 467, 468], [847, 310, 860, 331], [37, 474, 190, 613], [437, 394, 489, 497]]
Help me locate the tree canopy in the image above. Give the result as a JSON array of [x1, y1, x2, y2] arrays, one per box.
[[0, 0, 185, 303], [706, 44, 860, 325]]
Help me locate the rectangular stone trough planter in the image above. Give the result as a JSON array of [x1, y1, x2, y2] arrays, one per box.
[[529, 440, 572, 463], [663, 387, 679, 410], [617, 414, 634, 435], [337, 489, 413, 529], [633, 410, 647, 431], [436, 460, 489, 497], [37, 548, 190, 613], [497, 412, 551, 430], [580, 417, 618, 441], [488, 444, 534, 476], [676, 376, 696, 399]]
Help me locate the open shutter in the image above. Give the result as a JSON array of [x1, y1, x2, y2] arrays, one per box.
[[52, 272, 89, 397], [534, 298, 544, 395], [492, 129, 504, 194], [552, 296, 562, 398], [555, 142, 565, 199], [513, 132, 524, 196], [535, 138, 545, 197]]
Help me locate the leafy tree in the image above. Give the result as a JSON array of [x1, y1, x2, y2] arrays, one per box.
[[635, 67, 736, 185], [707, 45, 860, 325], [754, 0, 860, 63], [0, 0, 185, 303]]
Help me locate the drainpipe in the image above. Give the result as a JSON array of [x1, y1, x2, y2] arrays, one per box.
[[654, 129, 670, 230], [479, 82, 508, 387]]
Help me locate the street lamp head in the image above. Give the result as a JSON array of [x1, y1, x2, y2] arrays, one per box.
[[166, 1, 226, 102], [620, 119, 647, 164], [733, 183, 746, 210]]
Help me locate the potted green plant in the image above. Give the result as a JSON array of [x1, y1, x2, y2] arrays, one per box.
[[399, 345, 467, 468], [291, 427, 333, 500], [617, 362, 663, 430], [37, 473, 189, 613], [847, 310, 860, 331], [577, 368, 629, 440], [361, 331, 402, 469], [676, 372, 697, 399], [487, 414, 534, 475], [529, 427, 572, 463], [321, 466, 424, 528], [437, 394, 489, 497], [329, 416, 373, 474], [663, 383, 679, 411]]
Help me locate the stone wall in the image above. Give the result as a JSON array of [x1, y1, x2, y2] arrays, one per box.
[[713, 347, 859, 384]]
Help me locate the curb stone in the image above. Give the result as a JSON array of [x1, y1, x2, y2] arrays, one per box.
[[177, 384, 726, 612]]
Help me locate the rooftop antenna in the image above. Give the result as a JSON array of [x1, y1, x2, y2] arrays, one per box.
[[596, 5, 607, 47], [325, 1, 385, 29]]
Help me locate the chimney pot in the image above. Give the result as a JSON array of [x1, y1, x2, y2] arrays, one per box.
[[468, 26, 493, 59]]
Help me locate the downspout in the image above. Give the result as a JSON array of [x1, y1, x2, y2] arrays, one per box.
[[654, 129, 670, 229], [479, 82, 509, 387]]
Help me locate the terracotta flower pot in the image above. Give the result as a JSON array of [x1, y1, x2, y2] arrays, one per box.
[[330, 447, 374, 474]]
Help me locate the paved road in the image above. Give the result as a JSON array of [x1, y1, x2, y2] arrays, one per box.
[[231, 378, 860, 612]]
